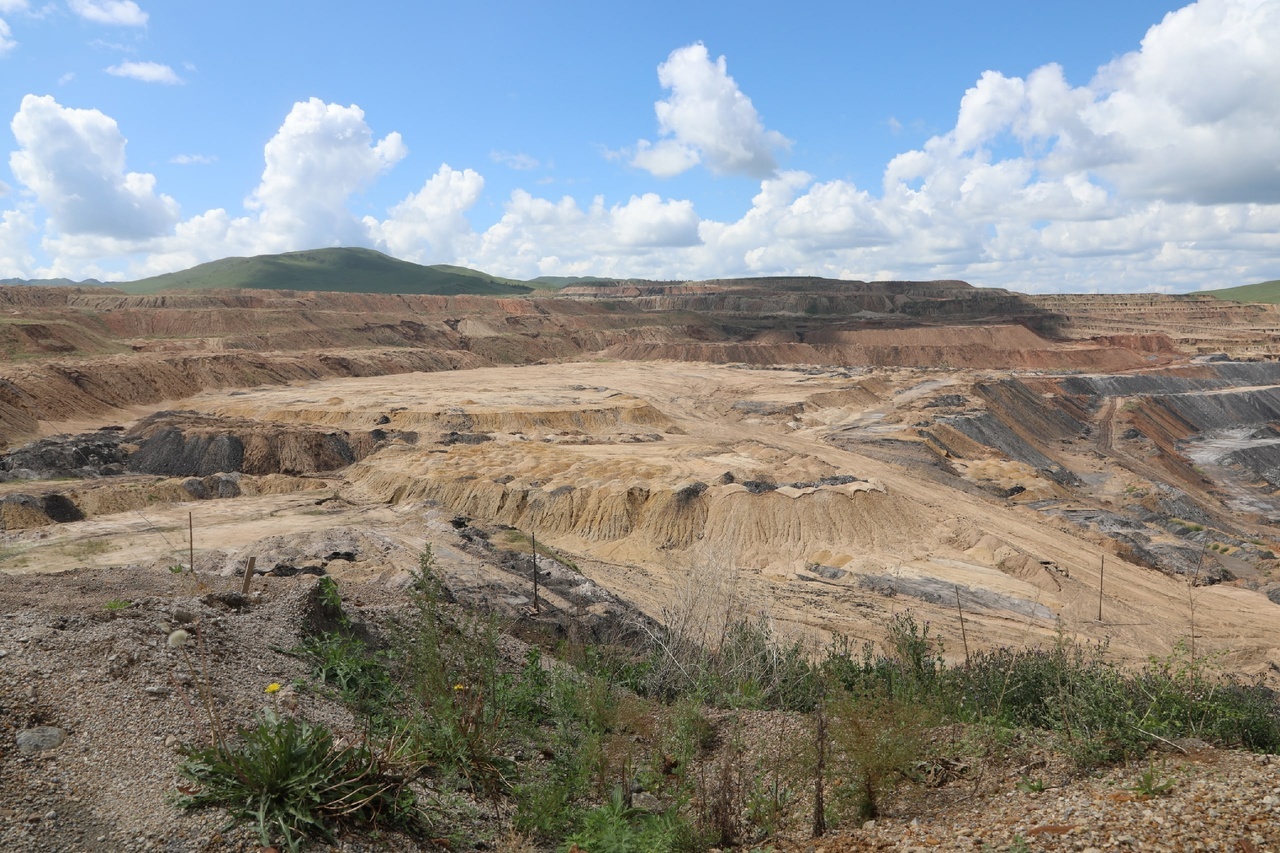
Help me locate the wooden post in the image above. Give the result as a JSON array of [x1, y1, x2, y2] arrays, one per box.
[[188, 511, 195, 575], [240, 556, 257, 596], [1097, 554, 1105, 622], [955, 585, 970, 665], [531, 530, 539, 613]]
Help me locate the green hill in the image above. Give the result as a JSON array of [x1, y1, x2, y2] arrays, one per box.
[[1202, 279, 1280, 304], [118, 248, 533, 296], [528, 275, 610, 289]]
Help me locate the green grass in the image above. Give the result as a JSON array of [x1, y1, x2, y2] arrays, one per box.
[[1201, 279, 1280, 304], [117, 247, 534, 296]]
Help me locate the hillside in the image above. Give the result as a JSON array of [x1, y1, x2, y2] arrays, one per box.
[[118, 247, 533, 296], [1201, 279, 1280, 304]]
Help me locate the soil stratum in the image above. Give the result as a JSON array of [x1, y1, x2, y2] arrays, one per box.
[[2, 275, 1280, 851]]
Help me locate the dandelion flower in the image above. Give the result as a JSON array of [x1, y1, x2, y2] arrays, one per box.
[[453, 683, 467, 691], [167, 629, 190, 649], [265, 682, 281, 694]]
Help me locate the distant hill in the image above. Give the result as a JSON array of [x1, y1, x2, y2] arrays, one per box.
[[1202, 279, 1280, 304], [1, 277, 105, 288], [116, 248, 533, 296], [528, 275, 610, 289]]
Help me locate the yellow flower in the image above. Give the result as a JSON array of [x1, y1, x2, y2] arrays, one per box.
[[453, 683, 467, 691], [265, 682, 281, 694]]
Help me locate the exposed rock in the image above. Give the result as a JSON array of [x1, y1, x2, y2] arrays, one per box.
[[16, 726, 66, 754]]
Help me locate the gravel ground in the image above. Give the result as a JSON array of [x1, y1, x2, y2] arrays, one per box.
[[0, 565, 434, 852]]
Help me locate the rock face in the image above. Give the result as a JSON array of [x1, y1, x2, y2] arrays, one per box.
[[127, 412, 376, 477], [0, 431, 129, 480]]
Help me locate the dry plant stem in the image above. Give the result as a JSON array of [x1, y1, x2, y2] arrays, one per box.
[[168, 670, 211, 745], [1098, 553, 1105, 622], [1188, 539, 1207, 667], [812, 692, 826, 838], [1131, 724, 1189, 754], [181, 627, 226, 748]]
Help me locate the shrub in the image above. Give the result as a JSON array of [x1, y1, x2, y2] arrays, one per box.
[[825, 690, 936, 822]]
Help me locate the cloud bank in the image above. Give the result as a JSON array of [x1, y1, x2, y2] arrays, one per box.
[[3, 0, 1279, 292]]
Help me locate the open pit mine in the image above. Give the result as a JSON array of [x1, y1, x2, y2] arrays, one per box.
[[1, 276, 1279, 677]]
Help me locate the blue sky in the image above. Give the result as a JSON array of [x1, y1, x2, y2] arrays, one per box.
[[2, 0, 1278, 292]]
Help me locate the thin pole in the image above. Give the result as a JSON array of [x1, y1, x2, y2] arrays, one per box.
[[955, 585, 970, 665], [1097, 554, 1105, 622], [188, 511, 195, 575], [531, 530, 539, 613]]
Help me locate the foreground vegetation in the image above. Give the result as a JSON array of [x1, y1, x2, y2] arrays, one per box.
[[174, 551, 1280, 850]]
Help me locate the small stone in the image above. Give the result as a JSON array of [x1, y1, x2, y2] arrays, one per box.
[[863, 819, 876, 830], [143, 685, 170, 696], [632, 792, 661, 812], [16, 726, 66, 755], [164, 735, 179, 749]]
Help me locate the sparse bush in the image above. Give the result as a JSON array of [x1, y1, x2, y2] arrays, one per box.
[[825, 690, 936, 823]]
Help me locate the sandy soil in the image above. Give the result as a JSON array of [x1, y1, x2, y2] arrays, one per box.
[[8, 360, 1279, 685]]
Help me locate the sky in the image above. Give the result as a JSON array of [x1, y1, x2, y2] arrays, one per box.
[[1, 0, 1278, 293]]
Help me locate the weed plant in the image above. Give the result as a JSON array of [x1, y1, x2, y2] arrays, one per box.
[[176, 711, 422, 852]]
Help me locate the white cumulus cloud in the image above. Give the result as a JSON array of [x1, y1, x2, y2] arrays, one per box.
[[366, 164, 484, 263], [0, 19, 14, 54], [68, 0, 147, 26], [0, 208, 36, 277], [466, 190, 704, 278], [246, 97, 407, 252], [9, 94, 178, 240], [631, 43, 790, 179], [105, 60, 181, 84]]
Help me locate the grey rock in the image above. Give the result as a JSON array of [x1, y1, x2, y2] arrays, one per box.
[[16, 726, 66, 754]]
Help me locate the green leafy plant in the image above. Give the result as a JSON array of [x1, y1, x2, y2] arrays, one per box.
[[559, 787, 686, 853], [295, 631, 396, 716], [176, 710, 421, 852], [104, 598, 131, 611], [1127, 762, 1176, 798], [1015, 776, 1045, 793]]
